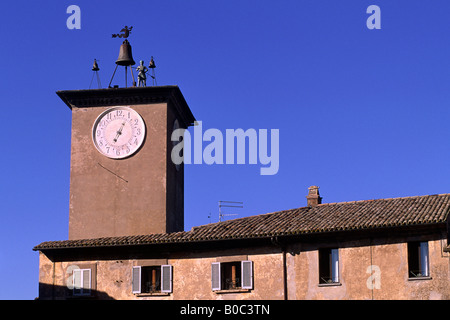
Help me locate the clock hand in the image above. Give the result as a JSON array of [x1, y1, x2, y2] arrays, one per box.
[[113, 122, 126, 143]]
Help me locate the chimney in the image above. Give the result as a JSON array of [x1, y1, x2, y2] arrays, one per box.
[[306, 186, 322, 207]]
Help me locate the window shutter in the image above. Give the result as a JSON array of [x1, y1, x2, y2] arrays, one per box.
[[82, 269, 91, 294], [211, 262, 221, 291], [73, 269, 81, 295], [331, 249, 339, 282], [241, 260, 253, 289], [132, 266, 141, 294], [161, 265, 173, 293], [420, 242, 429, 276]]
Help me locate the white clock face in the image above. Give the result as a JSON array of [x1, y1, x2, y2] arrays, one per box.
[[92, 106, 146, 159]]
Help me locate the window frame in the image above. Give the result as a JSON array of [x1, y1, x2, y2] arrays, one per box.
[[132, 264, 173, 295], [407, 241, 430, 279], [73, 268, 91, 296], [318, 248, 340, 285], [211, 260, 253, 292]]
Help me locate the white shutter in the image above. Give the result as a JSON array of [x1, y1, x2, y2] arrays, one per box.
[[73, 269, 81, 295], [241, 260, 253, 289], [211, 262, 221, 291], [161, 265, 173, 293], [82, 269, 91, 294], [420, 242, 429, 276], [132, 266, 141, 294], [71, 268, 91, 295], [331, 249, 339, 283]]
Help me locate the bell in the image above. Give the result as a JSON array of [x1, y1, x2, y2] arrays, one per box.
[[92, 59, 99, 71], [115, 39, 135, 66], [148, 56, 156, 69]]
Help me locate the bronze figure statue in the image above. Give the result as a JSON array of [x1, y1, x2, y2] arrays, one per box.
[[136, 60, 148, 87]]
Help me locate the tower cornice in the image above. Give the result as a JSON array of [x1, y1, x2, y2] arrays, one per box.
[[56, 85, 196, 128]]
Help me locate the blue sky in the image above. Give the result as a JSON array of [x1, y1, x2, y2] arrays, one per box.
[[1, 0, 450, 299]]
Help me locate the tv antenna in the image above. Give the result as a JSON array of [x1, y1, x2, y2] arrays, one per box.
[[218, 201, 243, 222]]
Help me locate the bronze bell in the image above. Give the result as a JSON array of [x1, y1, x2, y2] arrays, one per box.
[[149, 56, 156, 69], [116, 39, 135, 66], [92, 59, 99, 71]]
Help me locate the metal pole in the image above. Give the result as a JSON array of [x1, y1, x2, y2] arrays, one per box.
[[96, 71, 102, 88], [108, 64, 119, 88], [130, 65, 136, 87]]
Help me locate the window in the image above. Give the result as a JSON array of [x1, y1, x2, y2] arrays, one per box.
[[211, 261, 253, 291], [408, 241, 429, 278], [132, 265, 172, 294], [319, 248, 339, 284], [73, 268, 91, 296]]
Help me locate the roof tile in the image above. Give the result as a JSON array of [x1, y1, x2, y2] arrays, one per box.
[[33, 193, 450, 251]]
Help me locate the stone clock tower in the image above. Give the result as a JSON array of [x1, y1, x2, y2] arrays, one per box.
[[57, 86, 195, 240]]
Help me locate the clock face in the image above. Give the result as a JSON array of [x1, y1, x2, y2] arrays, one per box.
[[92, 106, 146, 159]]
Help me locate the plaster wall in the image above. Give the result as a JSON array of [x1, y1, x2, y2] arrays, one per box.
[[69, 103, 177, 239], [289, 235, 450, 300], [37, 236, 450, 300]]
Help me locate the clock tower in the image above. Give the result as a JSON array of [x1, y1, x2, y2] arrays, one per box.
[[57, 86, 195, 240]]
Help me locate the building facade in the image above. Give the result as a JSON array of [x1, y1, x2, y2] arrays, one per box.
[[33, 83, 450, 300], [35, 192, 450, 300]]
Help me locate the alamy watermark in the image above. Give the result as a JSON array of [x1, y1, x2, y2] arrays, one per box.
[[366, 265, 381, 290], [66, 5, 81, 30], [171, 121, 279, 176], [66, 5, 380, 31], [66, 264, 80, 289], [367, 5, 381, 30]]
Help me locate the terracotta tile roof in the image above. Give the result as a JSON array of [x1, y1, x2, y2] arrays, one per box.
[[33, 193, 450, 251]]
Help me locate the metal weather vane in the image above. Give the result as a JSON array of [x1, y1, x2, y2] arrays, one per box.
[[109, 26, 136, 87], [94, 25, 158, 89], [112, 26, 133, 38]]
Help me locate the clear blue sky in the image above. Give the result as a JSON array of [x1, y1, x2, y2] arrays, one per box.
[[1, 0, 450, 299]]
